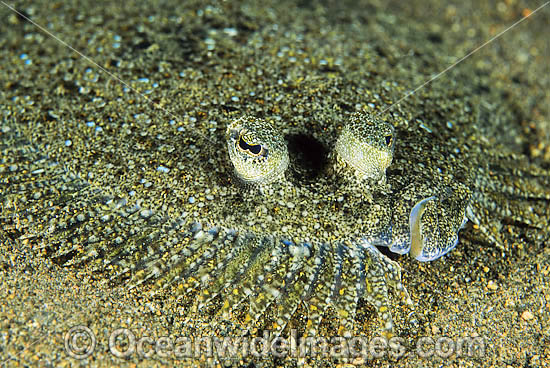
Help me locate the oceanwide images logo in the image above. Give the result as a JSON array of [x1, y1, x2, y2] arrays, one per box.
[[65, 326, 486, 360]]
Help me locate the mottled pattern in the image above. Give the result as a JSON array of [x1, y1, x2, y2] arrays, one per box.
[[1, 0, 550, 343], [226, 115, 289, 185], [333, 112, 395, 184]]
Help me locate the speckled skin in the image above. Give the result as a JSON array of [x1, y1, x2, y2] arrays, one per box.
[[227, 115, 289, 185], [1, 0, 550, 343], [2, 100, 547, 338], [223, 112, 414, 335], [333, 112, 395, 184]]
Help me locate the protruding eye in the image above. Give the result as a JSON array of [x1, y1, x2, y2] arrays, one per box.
[[334, 112, 395, 182], [238, 135, 264, 156], [226, 116, 289, 185]]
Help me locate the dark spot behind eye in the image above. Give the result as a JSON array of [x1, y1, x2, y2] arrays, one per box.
[[238, 136, 263, 156], [385, 135, 393, 146], [287, 133, 328, 183]]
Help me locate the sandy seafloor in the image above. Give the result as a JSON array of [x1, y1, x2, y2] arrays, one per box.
[[1, 0, 549, 367]]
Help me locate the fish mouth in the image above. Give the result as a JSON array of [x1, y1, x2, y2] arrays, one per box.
[[408, 196, 468, 262], [409, 196, 438, 261]]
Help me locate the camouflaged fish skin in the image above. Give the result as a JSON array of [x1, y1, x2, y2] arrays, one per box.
[[3, 100, 549, 337], [1, 2, 549, 338], [226, 115, 289, 186]]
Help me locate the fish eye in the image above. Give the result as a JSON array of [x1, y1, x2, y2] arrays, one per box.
[[238, 135, 264, 156], [227, 116, 289, 185], [334, 112, 395, 182]]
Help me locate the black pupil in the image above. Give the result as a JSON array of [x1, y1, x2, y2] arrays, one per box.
[[385, 135, 393, 146], [238, 137, 263, 155]]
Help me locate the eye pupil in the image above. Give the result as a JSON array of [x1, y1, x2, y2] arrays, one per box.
[[238, 136, 249, 150], [385, 135, 393, 146], [238, 136, 263, 156], [249, 144, 262, 155]]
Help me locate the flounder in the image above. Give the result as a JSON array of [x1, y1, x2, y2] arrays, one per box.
[[1, 1, 549, 340]]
